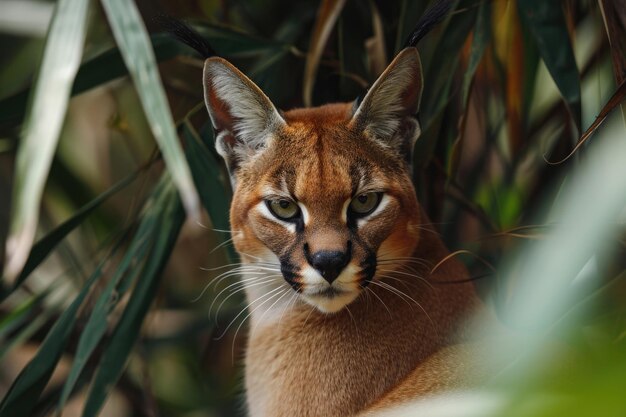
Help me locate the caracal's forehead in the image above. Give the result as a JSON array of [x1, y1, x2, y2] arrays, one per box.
[[237, 104, 406, 206]]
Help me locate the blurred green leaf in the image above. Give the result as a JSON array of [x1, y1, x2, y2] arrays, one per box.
[[0, 312, 50, 361], [0, 263, 105, 417], [518, 0, 582, 132], [0, 290, 49, 339], [1, 169, 141, 302], [82, 177, 185, 417], [57, 174, 175, 411], [181, 122, 230, 232], [101, 0, 198, 218], [448, 1, 491, 178], [0, 34, 185, 129], [394, 0, 427, 54], [193, 23, 287, 57], [461, 1, 491, 105], [3, 0, 90, 282], [414, 0, 477, 170], [0, 27, 289, 130]]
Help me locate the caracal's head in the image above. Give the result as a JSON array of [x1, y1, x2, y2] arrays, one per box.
[[203, 48, 424, 313]]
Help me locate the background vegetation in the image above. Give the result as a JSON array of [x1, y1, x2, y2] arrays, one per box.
[[0, 0, 625, 416]]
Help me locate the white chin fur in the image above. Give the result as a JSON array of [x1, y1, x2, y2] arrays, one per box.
[[301, 290, 360, 313]]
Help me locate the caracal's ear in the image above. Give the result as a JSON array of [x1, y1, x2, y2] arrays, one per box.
[[203, 57, 285, 180], [349, 47, 423, 161]]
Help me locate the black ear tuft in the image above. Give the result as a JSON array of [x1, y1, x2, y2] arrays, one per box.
[[155, 15, 217, 59], [404, 0, 454, 47]]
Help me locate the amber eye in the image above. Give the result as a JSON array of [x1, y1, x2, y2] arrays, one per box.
[[349, 192, 381, 216], [267, 199, 299, 220]]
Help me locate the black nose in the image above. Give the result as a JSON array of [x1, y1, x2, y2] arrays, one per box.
[[309, 251, 349, 284]]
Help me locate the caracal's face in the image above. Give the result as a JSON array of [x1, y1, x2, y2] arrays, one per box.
[[203, 48, 424, 313], [229, 106, 421, 313]]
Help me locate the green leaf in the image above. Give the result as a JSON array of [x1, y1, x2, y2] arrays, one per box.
[[0, 170, 140, 302], [0, 26, 290, 130], [181, 122, 231, 232], [100, 0, 199, 219], [394, 0, 428, 54], [414, 0, 478, 170], [56, 176, 171, 411], [518, 0, 582, 132], [0, 290, 50, 340], [3, 0, 90, 282], [0, 312, 51, 361], [193, 23, 286, 57], [0, 263, 106, 417], [461, 1, 491, 105], [81, 177, 185, 417], [0, 34, 181, 130]]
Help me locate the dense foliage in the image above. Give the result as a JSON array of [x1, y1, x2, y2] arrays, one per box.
[[0, 0, 625, 416]]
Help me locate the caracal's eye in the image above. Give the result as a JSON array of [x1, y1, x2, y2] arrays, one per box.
[[267, 199, 300, 220], [349, 192, 381, 216]]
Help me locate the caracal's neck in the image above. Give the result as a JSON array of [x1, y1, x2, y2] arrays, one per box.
[[242, 225, 479, 417]]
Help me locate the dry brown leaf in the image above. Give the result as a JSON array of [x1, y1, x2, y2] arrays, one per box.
[[545, 79, 626, 165], [365, 1, 388, 79], [303, 0, 347, 107]]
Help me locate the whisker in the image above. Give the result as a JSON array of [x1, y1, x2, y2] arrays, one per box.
[[211, 266, 281, 289], [364, 286, 392, 318], [200, 261, 279, 272], [376, 273, 424, 293], [251, 288, 293, 336], [377, 268, 434, 290], [209, 236, 235, 254], [215, 286, 285, 341], [207, 274, 274, 311], [302, 303, 317, 328], [228, 288, 289, 362], [192, 269, 263, 303], [345, 305, 360, 338], [213, 276, 282, 323], [211, 228, 239, 233], [210, 270, 266, 291], [369, 280, 434, 328], [279, 290, 300, 326]]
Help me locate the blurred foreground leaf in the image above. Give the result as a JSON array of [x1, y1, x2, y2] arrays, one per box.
[[82, 176, 184, 417], [57, 175, 183, 412], [101, 0, 199, 219], [1, 168, 142, 302], [0, 263, 106, 417], [3, 0, 90, 282]]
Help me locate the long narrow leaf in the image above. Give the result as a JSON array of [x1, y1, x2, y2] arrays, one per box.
[[518, 0, 582, 132], [181, 122, 230, 231], [0, 263, 105, 417], [0, 28, 288, 130], [100, 0, 199, 219], [3, 0, 90, 282], [1, 169, 141, 302], [81, 177, 185, 417], [57, 176, 168, 411], [448, 1, 491, 179], [303, 0, 348, 106]]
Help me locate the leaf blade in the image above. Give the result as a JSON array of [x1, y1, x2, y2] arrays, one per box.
[[1, 169, 140, 301], [3, 0, 91, 281], [518, 0, 582, 131], [81, 178, 185, 417], [100, 0, 199, 219]]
